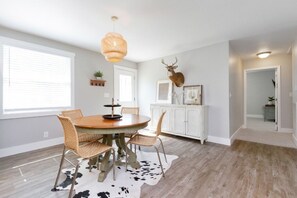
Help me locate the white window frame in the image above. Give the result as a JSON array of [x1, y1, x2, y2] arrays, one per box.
[[0, 36, 75, 119]]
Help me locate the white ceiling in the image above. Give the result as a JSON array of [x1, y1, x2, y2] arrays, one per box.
[[0, 0, 297, 62]]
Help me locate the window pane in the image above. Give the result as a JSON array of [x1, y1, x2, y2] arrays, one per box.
[[3, 45, 72, 113], [119, 74, 132, 102]]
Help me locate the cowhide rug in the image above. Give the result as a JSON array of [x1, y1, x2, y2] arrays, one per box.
[[53, 150, 178, 198]]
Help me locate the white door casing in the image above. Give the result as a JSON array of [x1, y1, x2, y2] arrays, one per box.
[[243, 66, 281, 131], [114, 65, 137, 107]]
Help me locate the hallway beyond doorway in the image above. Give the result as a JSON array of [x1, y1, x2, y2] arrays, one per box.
[[247, 117, 275, 131]]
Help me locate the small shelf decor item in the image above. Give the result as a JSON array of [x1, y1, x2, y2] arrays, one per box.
[[94, 70, 103, 80], [90, 79, 106, 86], [103, 98, 122, 120], [183, 85, 202, 105]]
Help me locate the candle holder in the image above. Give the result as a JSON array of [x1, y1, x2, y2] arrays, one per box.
[[103, 98, 122, 119]]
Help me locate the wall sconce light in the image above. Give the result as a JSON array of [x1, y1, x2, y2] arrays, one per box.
[[257, 51, 271, 59]]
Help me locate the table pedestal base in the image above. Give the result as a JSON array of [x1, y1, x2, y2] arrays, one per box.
[[97, 133, 140, 182]]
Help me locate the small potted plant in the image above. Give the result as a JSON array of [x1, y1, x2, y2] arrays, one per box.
[[94, 71, 103, 80], [267, 96, 275, 105]]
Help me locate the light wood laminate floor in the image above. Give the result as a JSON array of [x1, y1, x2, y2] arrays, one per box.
[[1, 135, 297, 198]]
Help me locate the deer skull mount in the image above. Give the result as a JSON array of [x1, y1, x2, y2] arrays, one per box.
[[162, 57, 185, 87]]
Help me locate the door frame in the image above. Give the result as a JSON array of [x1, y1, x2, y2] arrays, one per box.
[[243, 65, 281, 131], [113, 65, 138, 106]]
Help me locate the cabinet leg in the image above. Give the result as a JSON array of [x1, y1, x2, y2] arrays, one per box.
[[201, 139, 204, 144]]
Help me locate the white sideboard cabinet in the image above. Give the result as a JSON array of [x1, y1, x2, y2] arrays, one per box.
[[150, 104, 208, 144]]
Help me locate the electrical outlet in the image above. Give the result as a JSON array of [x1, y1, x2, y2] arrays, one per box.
[[44, 131, 49, 138]]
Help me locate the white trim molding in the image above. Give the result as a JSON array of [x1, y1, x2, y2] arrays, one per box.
[[230, 126, 243, 145], [246, 114, 264, 118], [278, 128, 294, 133], [207, 136, 231, 146], [293, 134, 297, 146], [0, 137, 63, 158]]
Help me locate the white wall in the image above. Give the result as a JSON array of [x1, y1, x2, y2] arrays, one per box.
[[247, 70, 275, 116], [243, 54, 293, 129], [138, 42, 230, 140], [0, 26, 137, 153], [229, 46, 244, 137]]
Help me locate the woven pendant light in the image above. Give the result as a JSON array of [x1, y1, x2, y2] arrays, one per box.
[[101, 16, 127, 63]]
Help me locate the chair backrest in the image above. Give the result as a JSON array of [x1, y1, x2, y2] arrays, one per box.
[[61, 109, 83, 121], [57, 115, 79, 152], [121, 107, 139, 115], [156, 111, 166, 136]]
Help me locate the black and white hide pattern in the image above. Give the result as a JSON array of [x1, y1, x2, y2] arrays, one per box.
[[52, 151, 178, 198]]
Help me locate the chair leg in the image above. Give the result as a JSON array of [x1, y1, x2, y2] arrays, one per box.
[[69, 161, 81, 198], [125, 143, 128, 171], [138, 145, 141, 151], [111, 149, 116, 181], [154, 146, 165, 177], [158, 137, 167, 163], [89, 159, 92, 172], [53, 146, 66, 190]]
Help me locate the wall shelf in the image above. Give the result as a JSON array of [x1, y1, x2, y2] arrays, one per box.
[[90, 79, 106, 86]]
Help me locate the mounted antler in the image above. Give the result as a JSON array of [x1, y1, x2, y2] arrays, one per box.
[[161, 57, 178, 69], [162, 57, 185, 87]]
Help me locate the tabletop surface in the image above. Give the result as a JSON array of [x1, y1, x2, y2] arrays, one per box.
[[74, 114, 150, 129]]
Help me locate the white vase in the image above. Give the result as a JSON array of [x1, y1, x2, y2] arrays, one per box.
[[96, 77, 102, 80]]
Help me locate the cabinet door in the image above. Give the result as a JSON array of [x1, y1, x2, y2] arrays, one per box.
[[150, 106, 161, 130], [186, 107, 204, 138], [172, 107, 186, 135], [160, 107, 171, 132]]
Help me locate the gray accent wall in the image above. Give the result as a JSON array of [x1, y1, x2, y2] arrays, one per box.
[[0, 26, 137, 149], [229, 46, 244, 137], [243, 54, 293, 129], [138, 42, 230, 139], [247, 70, 275, 116]]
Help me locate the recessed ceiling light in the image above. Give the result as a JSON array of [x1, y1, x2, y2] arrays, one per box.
[[256, 51, 271, 59]]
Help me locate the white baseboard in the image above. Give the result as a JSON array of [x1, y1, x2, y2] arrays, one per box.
[[278, 128, 293, 133], [207, 136, 231, 146], [230, 126, 243, 145], [0, 137, 64, 158], [246, 114, 264, 118], [292, 134, 297, 146]]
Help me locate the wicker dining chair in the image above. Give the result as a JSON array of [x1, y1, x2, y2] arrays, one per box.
[[61, 109, 103, 143], [121, 107, 140, 150], [125, 112, 167, 177], [121, 107, 139, 115], [52, 116, 116, 198]]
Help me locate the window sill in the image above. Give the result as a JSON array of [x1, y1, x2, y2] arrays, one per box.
[[0, 109, 68, 120]]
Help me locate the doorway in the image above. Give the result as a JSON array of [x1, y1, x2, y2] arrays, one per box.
[[243, 66, 280, 131], [114, 65, 137, 107]]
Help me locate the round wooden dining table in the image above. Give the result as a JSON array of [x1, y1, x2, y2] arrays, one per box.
[[73, 114, 150, 182]]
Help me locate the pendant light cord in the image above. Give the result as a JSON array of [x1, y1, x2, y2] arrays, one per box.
[[111, 16, 118, 33]]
